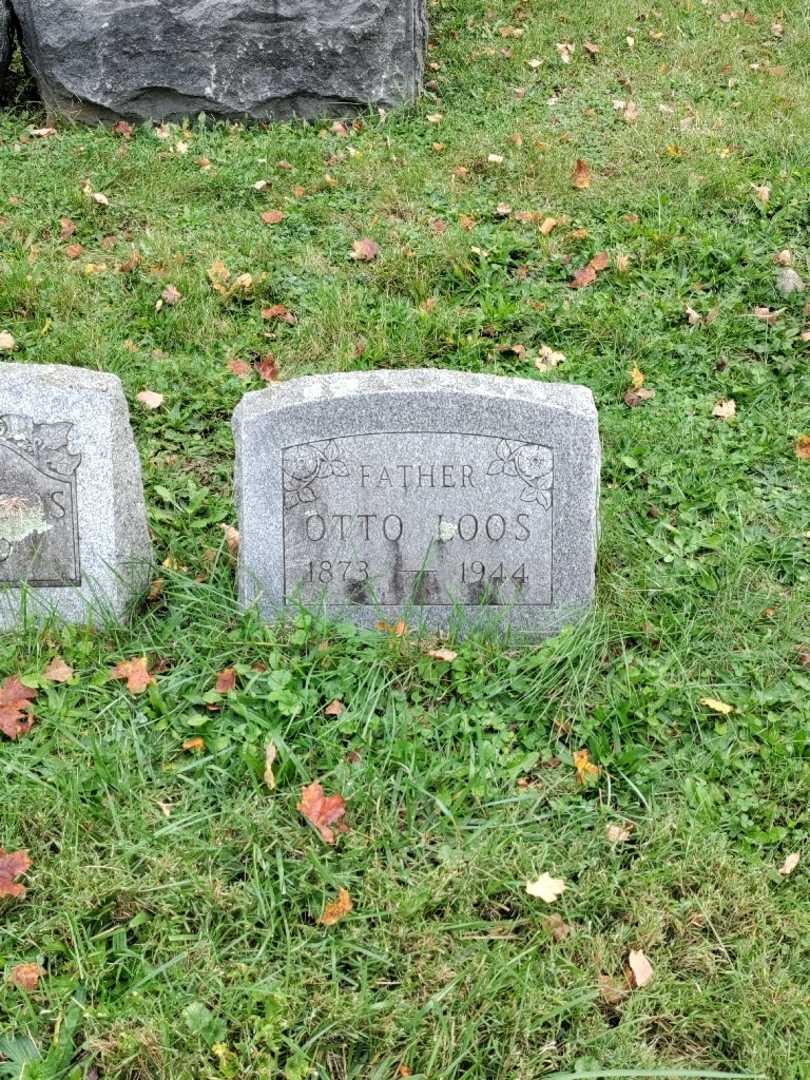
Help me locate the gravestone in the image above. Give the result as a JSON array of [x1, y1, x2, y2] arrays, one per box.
[[13, 0, 427, 123], [233, 370, 599, 635], [0, 363, 152, 629], [0, 1, 12, 83]]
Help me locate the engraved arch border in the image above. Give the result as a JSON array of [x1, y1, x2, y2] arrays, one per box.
[[280, 429, 555, 608], [0, 440, 81, 588]]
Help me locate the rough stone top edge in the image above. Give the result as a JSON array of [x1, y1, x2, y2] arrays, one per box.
[[233, 369, 597, 427], [0, 361, 123, 397]]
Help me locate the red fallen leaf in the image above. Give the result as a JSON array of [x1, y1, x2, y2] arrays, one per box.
[[64, 243, 84, 260], [256, 354, 279, 382], [588, 251, 610, 272], [0, 676, 37, 740], [571, 158, 592, 190], [298, 782, 348, 844], [59, 217, 77, 239], [214, 667, 237, 693], [111, 656, 154, 694], [261, 209, 285, 225], [0, 849, 31, 898], [350, 238, 380, 261], [570, 266, 597, 289], [9, 962, 44, 990], [324, 698, 345, 716], [262, 304, 297, 325], [227, 357, 252, 379], [112, 120, 134, 138]]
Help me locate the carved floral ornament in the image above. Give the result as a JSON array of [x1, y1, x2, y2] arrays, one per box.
[[487, 440, 553, 510], [282, 440, 349, 510]]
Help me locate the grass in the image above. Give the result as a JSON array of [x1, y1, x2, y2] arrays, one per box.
[[1, 0, 810, 1076]]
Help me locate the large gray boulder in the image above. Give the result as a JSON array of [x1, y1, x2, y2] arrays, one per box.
[[13, 0, 427, 123], [0, 1, 13, 83]]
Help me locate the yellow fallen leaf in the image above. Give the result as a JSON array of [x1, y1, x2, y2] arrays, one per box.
[[318, 887, 353, 926], [526, 872, 567, 903], [700, 697, 733, 715], [573, 748, 600, 783], [630, 367, 645, 390], [264, 742, 277, 789], [628, 949, 653, 988], [779, 851, 800, 876]]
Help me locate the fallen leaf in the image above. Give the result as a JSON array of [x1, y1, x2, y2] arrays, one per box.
[[428, 647, 458, 662], [111, 657, 154, 694], [324, 698, 346, 716], [228, 357, 251, 379], [713, 398, 736, 420], [773, 249, 793, 266], [64, 243, 84, 260], [489, 155, 505, 166], [298, 782, 348, 844], [30, 126, 57, 138], [570, 266, 597, 289], [776, 268, 805, 296], [0, 676, 37, 740], [350, 238, 380, 261], [535, 344, 565, 371], [0, 331, 16, 352], [59, 217, 77, 239], [571, 159, 592, 190], [426, 113, 444, 124], [318, 887, 353, 926], [606, 823, 633, 843], [630, 367, 645, 390], [214, 668, 237, 694], [616, 254, 631, 272], [495, 201, 511, 217], [253, 179, 270, 191], [262, 303, 296, 325], [264, 742, 278, 789], [207, 259, 231, 294], [779, 851, 800, 876], [112, 120, 134, 138], [588, 251, 610, 272], [751, 183, 770, 205], [256, 354, 279, 382], [624, 387, 656, 407], [539, 216, 558, 236], [0, 850, 31, 898], [543, 912, 572, 940], [573, 748, 600, 783], [92, 192, 110, 207], [220, 523, 240, 553], [526, 873, 567, 903], [700, 696, 733, 714], [118, 249, 141, 273], [161, 284, 182, 305], [8, 963, 44, 990], [754, 306, 780, 324], [43, 657, 73, 683], [556, 41, 575, 64], [628, 949, 653, 988], [182, 736, 205, 753], [795, 435, 810, 461], [261, 209, 285, 225], [136, 390, 164, 410]]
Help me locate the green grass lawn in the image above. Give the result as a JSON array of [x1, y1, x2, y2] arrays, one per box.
[[2, 0, 810, 1076]]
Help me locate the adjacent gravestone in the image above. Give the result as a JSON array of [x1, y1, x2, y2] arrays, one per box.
[[233, 370, 600, 636], [13, 0, 427, 124], [0, 364, 152, 629], [0, 1, 12, 83]]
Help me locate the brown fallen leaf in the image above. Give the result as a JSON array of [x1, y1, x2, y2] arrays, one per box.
[[779, 851, 800, 876], [111, 657, 154, 694], [264, 742, 278, 789], [0, 676, 37, 740], [161, 284, 182, 306], [59, 217, 77, 239], [64, 243, 84, 260], [624, 387, 656, 407], [543, 912, 572, 941], [43, 657, 73, 683], [428, 647, 458, 662], [539, 216, 558, 236], [324, 698, 346, 716], [795, 435, 810, 461], [318, 887, 353, 926], [571, 159, 592, 190], [751, 183, 770, 205], [350, 238, 380, 261], [754, 306, 780, 324], [214, 668, 237, 694], [298, 782, 348, 844], [570, 266, 597, 289], [136, 390, 164, 410], [220, 523, 240, 554], [627, 949, 653, 988], [8, 963, 44, 991], [256, 354, 279, 382], [0, 849, 31, 898], [573, 748, 600, 783], [606, 823, 634, 843], [526, 873, 567, 902], [262, 303, 296, 325], [261, 210, 285, 225], [598, 973, 627, 1004], [588, 251, 610, 272], [182, 736, 205, 753], [0, 331, 16, 352], [118, 249, 141, 273], [713, 398, 736, 420]]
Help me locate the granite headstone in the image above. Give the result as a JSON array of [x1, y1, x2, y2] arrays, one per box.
[[0, 363, 152, 629], [233, 370, 599, 635], [13, 0, 427, 123], [0, 0, 13, 83]]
